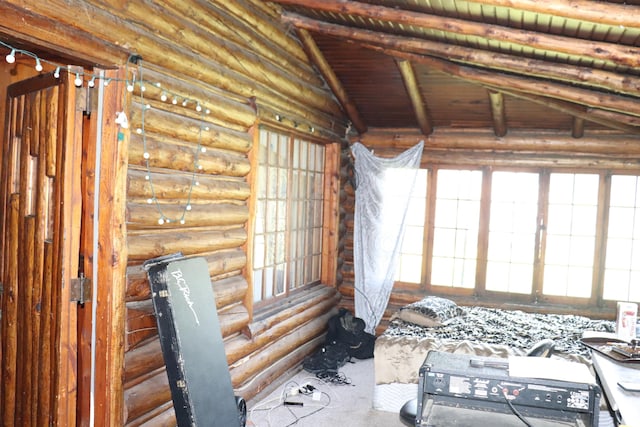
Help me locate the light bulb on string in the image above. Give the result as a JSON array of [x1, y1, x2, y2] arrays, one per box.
[[127, 82, 135, 92], [5, 49, 15, 64], [74, 73, 83, 87], [158, 217, 165, 225], [172, 97, 178, 105], [103, 78, 111, 87], [53, 67, 60, 78], [160, 92, 167, 102], [35, 58, 43, 72], [196, 102, 202, 112], [182, 99, 188, 107], [88, 76, 96, 88]]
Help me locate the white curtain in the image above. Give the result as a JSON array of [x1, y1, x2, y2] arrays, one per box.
[[351, 141, 424, 333]]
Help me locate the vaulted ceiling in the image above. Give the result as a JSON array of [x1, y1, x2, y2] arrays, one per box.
[[268, 0, 640, 138]]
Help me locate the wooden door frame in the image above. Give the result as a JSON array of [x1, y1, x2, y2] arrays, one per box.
[[0, 47, 129, 426], [79, 68, 129, 427]]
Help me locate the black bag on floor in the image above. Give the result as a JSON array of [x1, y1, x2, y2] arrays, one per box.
[[326, 308, 376, 359], [303, 342, 350, 374]]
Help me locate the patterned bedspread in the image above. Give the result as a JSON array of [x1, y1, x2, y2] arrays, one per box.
[[383, 306, 615, 358]]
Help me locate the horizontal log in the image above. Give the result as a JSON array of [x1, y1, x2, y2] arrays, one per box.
[[219, 304, 251, 337], [278, 2, 640, 68], [247, 285, 341, 337], [152, 0, 324, 87], [129, 105, 252, 154], [229, 310, 334, 387], [129, 131, 252, 177], [124, 338, 163, 385], [125, 300, 157, 350], [127, 227, 247, 262], [234, 335, 324, 400], [125, 299, 249, 351], [128, 168, 249, 201], [125, 401, 174, 427], [131, 66, 256, 132], [124, 368, 171, 423], [126, 202, 248, 229], [113, 0, 338, 116], [359, 128, 640, 156], [225, 287, 340, 364], [126, 249, 247, 302]]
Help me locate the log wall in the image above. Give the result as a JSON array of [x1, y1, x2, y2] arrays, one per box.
[[0, 0, 345, 425]]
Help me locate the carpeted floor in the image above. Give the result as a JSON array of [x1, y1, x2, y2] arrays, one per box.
[[246, 357, 405, 427]]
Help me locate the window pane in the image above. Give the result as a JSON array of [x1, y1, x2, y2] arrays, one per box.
[[486, 171, 538, 294], [543, 173, 598, 298], [394, 169, 427, 283], [604, 175, 640, 302], [431, 169, 481, 288], [252, 130, 325, 304]]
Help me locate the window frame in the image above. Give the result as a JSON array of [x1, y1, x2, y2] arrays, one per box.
[[393, 164, 639, 311], [248, 126, 339, 313]]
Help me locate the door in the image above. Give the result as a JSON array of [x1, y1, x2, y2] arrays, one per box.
[[0, 70, 83, 426]]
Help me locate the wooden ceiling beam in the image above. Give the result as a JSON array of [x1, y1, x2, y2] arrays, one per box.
[[274, 0, 640, 68], [378, 47, 640, 133], [473, 0, 640, 31], [488, 91, 507, 137], [395, 60, 432, 136], [281, 12, 640, 98], [281, 15, 640, 124], [295, 28, 367, 134], [485, 87, 640, 135]]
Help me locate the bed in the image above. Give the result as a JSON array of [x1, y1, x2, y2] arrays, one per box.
[[372, 296, 616, 413]]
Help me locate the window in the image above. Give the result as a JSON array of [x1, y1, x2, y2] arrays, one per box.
[[431, 169, 481, 288], [543, 173, 598, 298], [252, 128, 325, 304], [393, 166, 640, 306], [603, 175, 640, 302], [394, 169, 428, 283]]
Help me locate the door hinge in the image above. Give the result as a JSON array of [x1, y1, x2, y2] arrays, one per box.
[[71, 273, 92, 304]]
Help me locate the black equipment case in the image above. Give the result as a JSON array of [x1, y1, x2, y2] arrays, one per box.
[[144, 253, 246, 427], [416, 350, 600, 427]]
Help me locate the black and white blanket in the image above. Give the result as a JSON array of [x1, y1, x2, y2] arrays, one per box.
[[383, 306, 615, 359]]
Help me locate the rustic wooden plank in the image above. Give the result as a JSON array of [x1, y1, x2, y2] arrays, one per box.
[[296, 28, 367, 134], [126, 227, 247, 261], [21, 216, 36, 426], [489, 91, 507, 137], [91, 68, 129, 427], [1, 195, 20, 427], [129, 104, 253, 154], [36, 241, 54, 425], [128, 133, 251, 177], [126, 202, 248, 229], [127, 168, 250, 202], [321, 143, 340, 286], [396, 59, 432, 136], [276, 1, 640, 68], [281, 11, 640, 99], [45, 86, 59, 178], [125, 249, 247, 302]]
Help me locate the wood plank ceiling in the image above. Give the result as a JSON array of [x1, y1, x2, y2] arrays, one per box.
[[268, 0, 640, 138]]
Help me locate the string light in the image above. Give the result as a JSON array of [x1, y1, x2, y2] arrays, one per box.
[[0, 40, 321, 226], [5, 48, 15, 64]]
